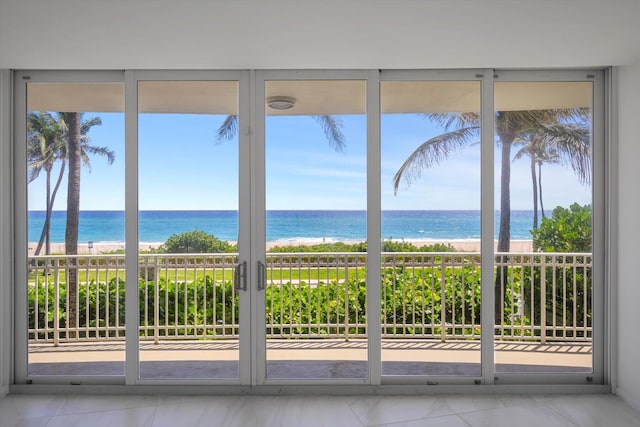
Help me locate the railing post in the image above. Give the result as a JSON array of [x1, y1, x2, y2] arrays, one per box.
[[153, 256, 160, 345], [540, 255, 547, 344], [53, 258, 60, 346], [440, 259, 446, 342], [344, 258, 349, 342]]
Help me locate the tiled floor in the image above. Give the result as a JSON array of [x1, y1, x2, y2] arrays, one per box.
[[1, 393, 640, 427]]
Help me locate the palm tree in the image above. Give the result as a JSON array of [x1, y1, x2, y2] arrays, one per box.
[[536, 148, 561, 219], [393, 109, 590, 251], [513, 124, 591, 229], [27, 112, 67, 255], [60, 112, 113, 255], [27, 113, 115, 255], [60, 112, 114, 337], [392, 109, 590, 322], [513, 133, 556, 229]]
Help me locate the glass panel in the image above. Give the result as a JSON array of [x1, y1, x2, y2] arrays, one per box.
[[26, 82, 126, 376], [264, 80, 367, 379], [381, 81, 482, 377], [493, 81, 593, 374], [138, 81, 240, 379]]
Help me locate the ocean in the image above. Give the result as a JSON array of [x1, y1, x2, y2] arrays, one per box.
[[27, 210, 536, 244]]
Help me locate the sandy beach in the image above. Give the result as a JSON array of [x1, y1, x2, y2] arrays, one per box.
[[29, 239, 533, 255]]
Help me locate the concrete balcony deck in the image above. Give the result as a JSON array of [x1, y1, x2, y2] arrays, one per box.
[[28, 339, 592, 379]]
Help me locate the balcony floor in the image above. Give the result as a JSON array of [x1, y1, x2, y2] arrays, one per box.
[[28, 339, 592, 379]]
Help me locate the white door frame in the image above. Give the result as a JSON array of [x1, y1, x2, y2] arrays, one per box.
[[126, 70, 252, 386], [378, 69, 491, 385], [13, 70, 126, 385], [254, 70, 378, 386], [489, 69, 605, 385]]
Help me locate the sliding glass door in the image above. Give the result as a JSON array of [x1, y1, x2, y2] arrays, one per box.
[[14, 69, 605, 387], [136, 76, 248, 380], [492, 74, 602, 382], [15, 73, 126, 380], [260, 77, 369, 381], [380, 77, 483, 379]]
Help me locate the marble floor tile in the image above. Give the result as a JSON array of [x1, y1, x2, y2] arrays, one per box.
[[57, 394, 159, 415], [278, 396, 366, 427], [457, 405, 577, 427], [151, 395, 237, 427], [45, 406, 157, 427], [0, 395, 65, 427], [374, 414, 471, 427], [1, 393, 639, 427], [348, 396, 458, 425], [439, 395, 505, 414], [536, 394, 640, 427], [14, 417, 53, 427]]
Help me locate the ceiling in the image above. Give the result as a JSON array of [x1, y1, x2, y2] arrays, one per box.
[[1, 0, 640, 70]]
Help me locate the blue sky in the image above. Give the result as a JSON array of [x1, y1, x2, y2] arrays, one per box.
[[27, 112, 592, 212]]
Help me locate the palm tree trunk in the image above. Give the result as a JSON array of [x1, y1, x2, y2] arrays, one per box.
[[495, 132, 514, 324], [65, 112, 81, 338], [34, 165, 52, 256], [45, 166, 51, 254], [39, 160, 66, 256], [497, 138, 512, 252], [538, 162, 546, 218], [531, 152, 538, 229]]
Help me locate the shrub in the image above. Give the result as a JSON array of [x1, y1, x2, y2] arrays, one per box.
[[531, 203, 592, 252], [526, 204, 592, 336], [268, 241, 366, 253], [267, 240, 456, 253], [160, 230, 236, 253]]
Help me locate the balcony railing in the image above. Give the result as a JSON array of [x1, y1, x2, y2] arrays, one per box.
[[27, 252, 592, 346]]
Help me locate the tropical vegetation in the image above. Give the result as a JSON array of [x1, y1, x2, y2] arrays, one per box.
[[392, 110, 591, 252], [27, 111, 113, 336], [27, 112, 113, 255], [26, 267, 486, 339], [160, 230, 236, 253], [531, 203, 592, 253]]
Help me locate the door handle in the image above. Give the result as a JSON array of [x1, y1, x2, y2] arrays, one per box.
[[257, 260, 266, 291], [234, 260, 247, 291]]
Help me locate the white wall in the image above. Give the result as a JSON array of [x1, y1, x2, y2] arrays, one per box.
[[1, 0, 639, 70], [616, 60, 640, 412]]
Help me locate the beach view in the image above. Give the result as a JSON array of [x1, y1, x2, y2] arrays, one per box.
[[27, 209, 538, 254]]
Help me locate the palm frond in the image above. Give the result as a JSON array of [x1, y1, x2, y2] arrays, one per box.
[[82, 144, 116, 164], [393, 126, 479, 194], [512, 144, 531, 161], [26, 111, 67, 182], [81, 145, 116, 172], [540, 123, 591, 185], [423, 112, 480, 131], [27, 166, 43, 183], [80, 116, 102, 136], [312, 115, 346, 152], [216, 115, 238, 142]]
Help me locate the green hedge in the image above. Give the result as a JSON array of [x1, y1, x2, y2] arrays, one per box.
[[30, 263, 591, 340]]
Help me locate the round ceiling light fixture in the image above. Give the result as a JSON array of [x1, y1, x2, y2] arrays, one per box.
[[267, 96, 296, 110]]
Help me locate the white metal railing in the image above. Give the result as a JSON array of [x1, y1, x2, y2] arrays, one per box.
[[27, 252, 592, 345]]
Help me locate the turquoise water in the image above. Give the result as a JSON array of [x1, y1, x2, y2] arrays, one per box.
[[27, 210, 536, 244]]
